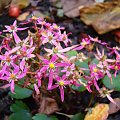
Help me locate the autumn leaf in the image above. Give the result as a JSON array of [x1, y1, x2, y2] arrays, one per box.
[[84, 104, 109, 120]]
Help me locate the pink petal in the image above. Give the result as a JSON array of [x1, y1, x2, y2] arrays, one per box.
[[60, 87, 64, 102], [13, 32, 21, 44], [20, 59, 25, 71], [34, 84, 40, 95], [17, 27, 28, 31], [13, 20, 17, 26], [74, 45, 84, 50], [11, 80, 15, 93], [48, 70, 54, 89], [9, 46, 20, 54], [59, 45, 78, 53], [51, 55, 58, 63], [56, 53, 70, 63], [56, 62, 70, 67]]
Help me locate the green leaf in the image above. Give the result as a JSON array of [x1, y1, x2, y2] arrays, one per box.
[[32, 114, 58, 120], [57, 9, 64, 17], [71, 113, 84, 120], [10, 101, 29, 112], [9, 85, 33, 99], [9, 110, 32, 120], [75, 61, 88, 69], [103, 75, 120, 91], [66, 50, 77, 58], [91, 58, 99, 64], [71, 85, 86, 92]]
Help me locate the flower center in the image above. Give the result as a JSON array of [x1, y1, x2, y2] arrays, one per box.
[[93, 68, 98, 73], [32, 16, 37, 20], [81, 41, 87, 46], [114, 66, 118, 70], [53, 48, 58, 53], [59, 81, 64, 86], [10, 74, 15, 79], [6, 56, 11, 62], [48, 36, 53, 41], [49, 63, 55, 69], [10, 25, 15, 30]]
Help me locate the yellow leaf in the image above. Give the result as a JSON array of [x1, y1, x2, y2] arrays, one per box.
[[85, 104, 109, 120]]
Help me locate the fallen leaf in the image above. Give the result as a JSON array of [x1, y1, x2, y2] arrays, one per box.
[[38, 97, 59, 115], [109, 98, 120, 114], [0, 0, 11, 15], [112, 30, 120, 43], [84, 104, 109, 120], [79, 0, 120, 34], [61, 0, 94, 18], [32, 10, 45, 19], [11, 0, 30, 9], [17, 12, 30, 21]]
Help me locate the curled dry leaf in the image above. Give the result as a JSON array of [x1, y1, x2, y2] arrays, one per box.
[[11, 0, 30, 9], [17, 12, 30, 21], [109, 98, 120, 114], [84, 104, 109, 120], [39, 97, 60, 115], [79, 0, 120, 34]]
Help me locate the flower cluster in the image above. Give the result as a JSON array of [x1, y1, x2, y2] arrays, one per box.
[[0, 16, 119, 102]]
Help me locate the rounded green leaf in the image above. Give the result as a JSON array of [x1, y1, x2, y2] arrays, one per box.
[[32, 114, 58, 120], [10, 101, 29, 112], [103, 75, 120, 91], [9, 85, 33, 99], [71, 113, 84, 120], [9, 110, 32, 120], [71, 85, 86, 92], [66, 50, 78, 58]]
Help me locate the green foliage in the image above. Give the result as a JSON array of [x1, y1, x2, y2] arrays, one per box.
[[10, 101, 29, 112], [71, 85, 86, 92], [70, 113, 85, 120], [103, 75, 120, 91], [66, 50, 78, 58], [32, 114, 58, 120], [91, 58, 99, 64], [9, 110, 32, 120], [75, 60, 89, 69], [9, 85, 33, 99]]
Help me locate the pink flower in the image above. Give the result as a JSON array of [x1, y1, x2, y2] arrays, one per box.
[[90, 64, 104, 80], [40, 55, 69, 89], [84, 75, 100, 91], [0, 47, 20, 66], [41, 30, 58, 46], [18, 46, 35, 70], [44, 45, 78, 62], [61, 64, 75, 76], [109, 62, 120, 77], [74, 38, 90, 50], [49, 75, 70, 102], [0, 63, 27, 93], [3, 20, 28, 44]]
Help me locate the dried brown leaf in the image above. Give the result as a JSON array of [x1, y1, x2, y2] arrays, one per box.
[[39, 97, 60, 115], [80, 0, 120, 34], [17, 12, 29, 21], [109, 98, 120, 114]]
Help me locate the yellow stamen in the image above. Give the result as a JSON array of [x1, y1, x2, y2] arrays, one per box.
[[10, 74, 15, 79], [32, 16, 37, 20], [81, 41, 87, 46], [93, 68, 98, 73], [49, 63, 55, 69], [59, 81, 64, 86], [115, 66, 118, 70]]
